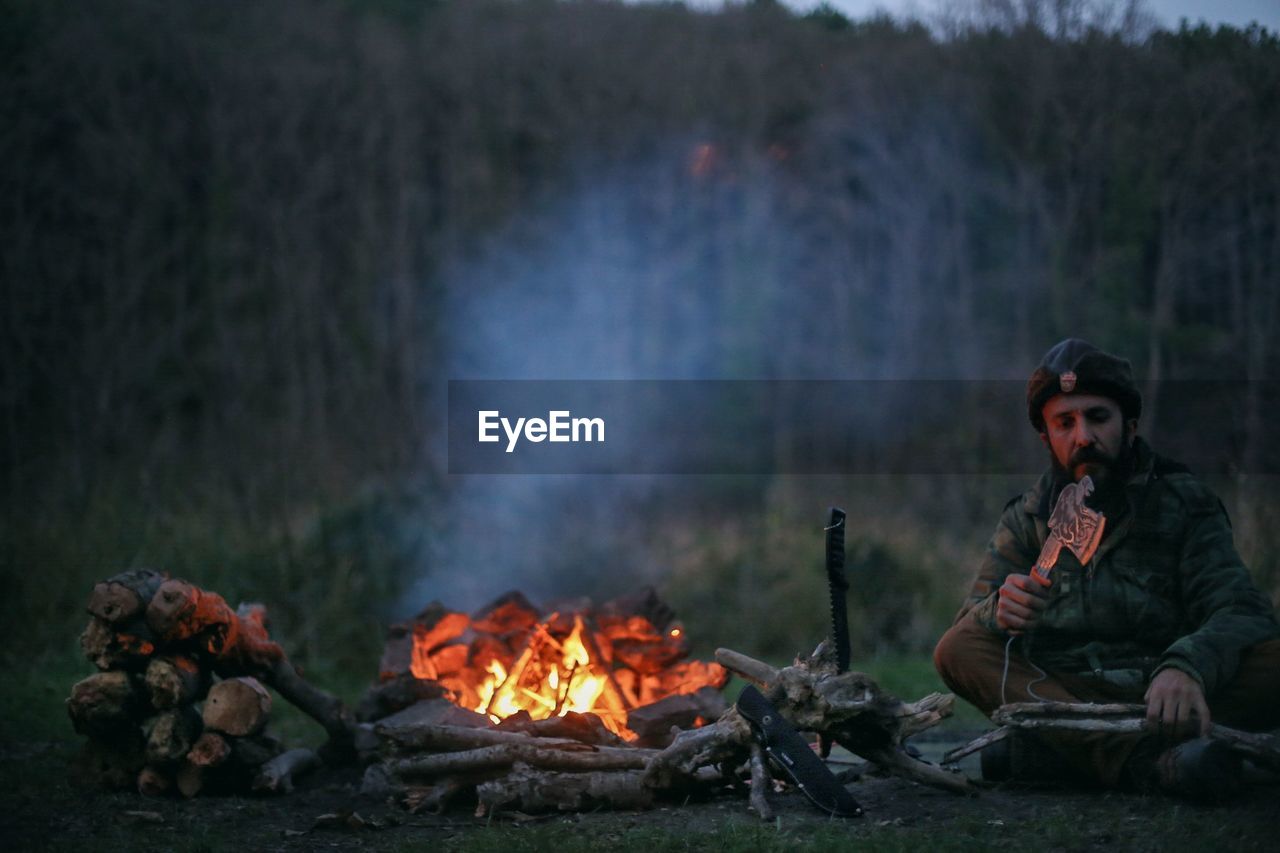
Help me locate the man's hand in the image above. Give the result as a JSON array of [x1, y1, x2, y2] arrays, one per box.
[[1145, 668, 1211, 739], [996, 573, 1049, 633]]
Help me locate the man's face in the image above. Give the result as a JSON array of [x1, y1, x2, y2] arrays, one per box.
[[1040, 393, 1133, 484]]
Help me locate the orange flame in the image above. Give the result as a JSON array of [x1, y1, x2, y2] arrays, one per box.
[[471, 615, 624, 734]]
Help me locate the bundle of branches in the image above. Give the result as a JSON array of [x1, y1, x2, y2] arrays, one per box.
[[943, 702, 1280, 773], [68, 570, 343, 796], [363, 641, 971, 818]]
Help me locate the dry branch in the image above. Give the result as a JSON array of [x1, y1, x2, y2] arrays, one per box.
[[376, 722, 602, 753], [747, 743, 774, 820], [710, 644, 973, 797], [642, 711, 753, 790], [987, 702, 1280, 773], [385, 743, 653, 778], [476, 764, 654, 813]]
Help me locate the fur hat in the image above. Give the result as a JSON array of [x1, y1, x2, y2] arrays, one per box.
[[1026, 338, 1141, 431]]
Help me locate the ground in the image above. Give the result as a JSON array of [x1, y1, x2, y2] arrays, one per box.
[[7, 728, 1278, 851], [5, 653, 1276, 852]]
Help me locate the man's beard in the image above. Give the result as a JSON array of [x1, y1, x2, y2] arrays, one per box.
[[1049, 430, 1135, 509]]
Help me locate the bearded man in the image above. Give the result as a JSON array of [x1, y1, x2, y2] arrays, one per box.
[[933, 338, 1280, 799]]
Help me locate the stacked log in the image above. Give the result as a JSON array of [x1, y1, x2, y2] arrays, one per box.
[[67, 571, 336, 797]]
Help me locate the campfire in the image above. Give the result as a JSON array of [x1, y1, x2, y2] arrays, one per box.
[[364, 589, 729, 744]]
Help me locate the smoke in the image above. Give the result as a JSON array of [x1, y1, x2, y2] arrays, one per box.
[[405, 118, 1025, 611]]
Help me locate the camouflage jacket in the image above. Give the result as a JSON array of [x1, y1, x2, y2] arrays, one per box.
[[958, 437, 1278, 696]]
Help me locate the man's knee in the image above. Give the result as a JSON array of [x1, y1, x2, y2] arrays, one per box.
[[933, 617, 984, 688]]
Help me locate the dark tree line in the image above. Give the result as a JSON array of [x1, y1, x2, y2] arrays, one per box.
[[1, 0, 1277, 659]]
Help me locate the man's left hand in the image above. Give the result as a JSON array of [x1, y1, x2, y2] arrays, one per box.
[[1144, 668, 1211, 740]]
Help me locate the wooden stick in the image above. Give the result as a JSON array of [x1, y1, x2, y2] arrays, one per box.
[[748, 742, 774, 820], [476, 765, 654, 813], [385, 743, 653, 777], [377, 722, 600, 753], [857, 743, 975, 796], [266, 658, 354, 747], [714, 649, 779, 687], [941, 727, 1011, 766], [995, 701, 1146, 718], [990, 703, 1280, 773], [642, 711, 754, 789]]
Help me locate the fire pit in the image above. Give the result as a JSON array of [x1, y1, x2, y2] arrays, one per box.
[[359, 588, 729, 746]]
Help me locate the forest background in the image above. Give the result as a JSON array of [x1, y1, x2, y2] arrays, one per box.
[[2, 0, 1278, 688]]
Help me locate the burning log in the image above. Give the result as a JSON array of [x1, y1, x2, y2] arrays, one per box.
[[252, 748, 321, 794], [626, 686, 727, 747], [203, 677, 272, 737], [496, 711, 625, 746], [361, 588, 741, 816], [379, 602, 470, 682]]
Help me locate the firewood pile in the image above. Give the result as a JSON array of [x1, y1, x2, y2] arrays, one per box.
[[68, 570, 352, 797], [355, 589, 970, 817]]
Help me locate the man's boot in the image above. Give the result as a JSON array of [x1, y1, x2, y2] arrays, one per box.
[[1125, 736, 1244, 803]]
